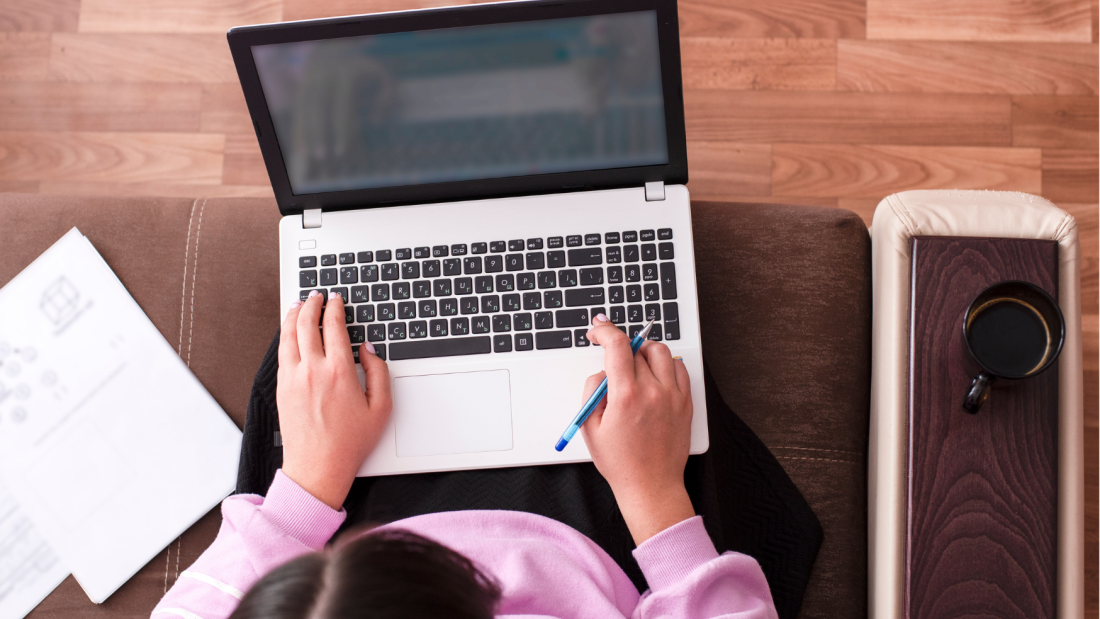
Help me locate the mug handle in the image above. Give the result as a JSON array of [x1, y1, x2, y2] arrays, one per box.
[[963, 372, 995, 414]]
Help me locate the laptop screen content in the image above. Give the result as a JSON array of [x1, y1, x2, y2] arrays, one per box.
[[251, 11, 668, 196]]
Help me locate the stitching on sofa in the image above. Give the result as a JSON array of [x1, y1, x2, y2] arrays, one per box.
[[1053, 211, 1075, 242], [185, 199, 208, 368], [889, 194, 921, 236], [774, 446, 864, 457], [178, 199, 199, 355], [777, 455, 861, 465]]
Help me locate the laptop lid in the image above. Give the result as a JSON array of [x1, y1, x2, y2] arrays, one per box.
[[227, 0, 687, 218]]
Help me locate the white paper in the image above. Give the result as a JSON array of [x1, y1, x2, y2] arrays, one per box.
[[0, 474, 68, 619], [0, 229, 242, 604]]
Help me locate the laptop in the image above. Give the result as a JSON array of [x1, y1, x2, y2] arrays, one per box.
[[227, 0, 708, 476]]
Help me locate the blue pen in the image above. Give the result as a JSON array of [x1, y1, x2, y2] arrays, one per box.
[[554, 318, 656, 451]]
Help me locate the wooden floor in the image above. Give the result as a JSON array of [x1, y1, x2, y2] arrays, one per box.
[[1, 0, 1096, 613]]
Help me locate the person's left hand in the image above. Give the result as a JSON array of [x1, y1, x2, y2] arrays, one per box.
[[276, 291, 392, 509]]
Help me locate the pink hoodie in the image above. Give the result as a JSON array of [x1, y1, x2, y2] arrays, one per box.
[[152, 470, 778, 619]]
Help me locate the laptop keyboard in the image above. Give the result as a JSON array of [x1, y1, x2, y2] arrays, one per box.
[[297, 229, 680, 362]]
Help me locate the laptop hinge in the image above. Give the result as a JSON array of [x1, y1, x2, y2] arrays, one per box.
[[644, 181, 665, 202], [302, 208, 322, 229]]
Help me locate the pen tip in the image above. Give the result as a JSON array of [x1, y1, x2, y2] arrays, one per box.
[[554, 438, 568, 452]]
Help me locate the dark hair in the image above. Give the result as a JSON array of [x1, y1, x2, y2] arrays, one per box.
[[229, 529, 501, 619]]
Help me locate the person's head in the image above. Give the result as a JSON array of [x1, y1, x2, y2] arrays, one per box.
[[229, 529, 501, 619]]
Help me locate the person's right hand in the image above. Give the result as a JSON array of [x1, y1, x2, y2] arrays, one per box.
[[580, 316, 696, 545]]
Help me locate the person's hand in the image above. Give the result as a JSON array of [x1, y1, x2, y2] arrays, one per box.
[[276, 291, 392, 510], [580, 316, 695, 545]]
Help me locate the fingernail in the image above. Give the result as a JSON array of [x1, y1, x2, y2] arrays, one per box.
[[328, 291, 338, 300], [594, 313, 609, 323], [290, 300, 302, 309], [308, 290, 320, 298], [364, 342, 376, 354]]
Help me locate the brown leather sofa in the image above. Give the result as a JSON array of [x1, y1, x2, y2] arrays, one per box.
[[2, 193, 871, 619]]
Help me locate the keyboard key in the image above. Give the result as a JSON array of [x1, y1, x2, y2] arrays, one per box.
[[389, 322, 407, 340], [641, 244, 657, 262], [320, 268, 338, 286], [527, 238, 543, 250], [525, 252, 545, 270], [472, 316, 491, 333], [376, 250, 392, 262], [644, 304, 661, 321], [414, 247, 430, 259], [484, 255, 503, 272], [389, 336, 492, 360], [535, 311, 553, 329], [496, 274, 515, 291], [503, 293, 520, 312], [300, 256, 317, 268], [658, 228, 673, 240], [658, 242, 674, 260], [547, 236, 564, 249], [565, 287, 605, 307], [522, 292, 542, 310], [340, 253, 355, 265], [371, 284, 389, 302], [356, 305, 375, 322], [660, 263, 678, 299], [433, 279, 452, 296], [299, 270, 318, 287], [432, 245, 449, 257], [368, 323, 386, 342], [514, 312, 533, 331], [321, 254, 337, 266], [544, 290, 563, 308], [392, 282, 411, 299], [460, 297, 479, 315], [557, 269, 577, 287], [422, 260, 440, 278], [624, 245, 639, 263], [347, 325, 365, 343], [536, 331, 572, 349], [584, 233, 601, 246], [606, 246, 622, 263], [344, 305, 355, 324], [574, 329, 590, 347], [566, 235, 582, 247], [419, 299, 437, 318], [580, 267, 604, 286], [508, 239, 524, 252], [622, 231, 638, 242], [409, 321, 427, 338], [642, 263, 658, 281], [401, 262, 420, 279], [627, 284, 642, 303], [640, 230, 656, 241], [605, 232, 620, 244], [395, 249, 411, 260], [492, 315, 511, 332], [644, 284, 660, 301], [647, 324, 663, 341], [374, 343, 387, 361], [518, 273, 536, 290], [430, 319, 448, 337], [625, 265, 640, 282], [451, 317, 470, 335], [440, 298, 458, 315], [455, 277, 473, 295], [351, 285, 371, 303], [515, 332, 534, 351], [378, 303, 395, 321], [628, 305, 643, 323], [361, 265, 379, 282], [464, 257, 483, 274], [339, 267, 358, 284], [504, 254, 523, 271], [471, 242, 488, 254], [609, 286, 624, 304], [381, 263, 399, 280], [451, 244, 468, 256], [537, 271, 556, 289], [567, 248, 602, 266], [610, 306, 626, 324], [475, 276, 493, 294], [357, 251, 374, 263], [547, 250, 566, 268], [556, 309, 589, 327], [494, 334, 512, 353], [443, 258, 462, 276], [399, 302, 416, 319], [481, 295, 500, 313], [490, 241, 507, 253], [331, 287, 349, 303], [608, 266, 623, 284]]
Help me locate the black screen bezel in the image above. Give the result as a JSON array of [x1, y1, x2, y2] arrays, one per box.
[[227, 0, 687, 217]]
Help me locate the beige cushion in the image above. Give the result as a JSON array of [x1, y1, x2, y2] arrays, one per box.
[[868, 190, 1084, 619]]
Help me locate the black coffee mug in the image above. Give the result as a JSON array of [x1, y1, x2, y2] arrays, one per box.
[[961, 280, 1064, 414]]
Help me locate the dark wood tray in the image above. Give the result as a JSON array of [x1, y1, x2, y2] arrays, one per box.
[[907, 236, 1059, 619]]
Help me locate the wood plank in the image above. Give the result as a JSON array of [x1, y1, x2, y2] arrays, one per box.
[[38, 180, 273, 197], [200, 83, 251, 134], [0, 0, 80, 32], [78, 0, 281, 33], [0, 131, 224, 184], [867, 0, 1093, 42], [678, 0, 864, 38], [1013, 95, 1099, 149], [686, 90, 1013, 146], [282, 0, 475, 21], [1043, 148, 1099, 202], [0, 32, 50, 80], [695, 195, 840, 208], [221, 133, 268, 186], [772, 144, 1042, 197], [0, 82, 202, 132], [49, 34, 238, 83], [685, 141, 771, 199], [838, 41, 1098, 95], [1058, 203, 1099, 314], [837, 198, 882, 226], [681, 38, 835, 91]]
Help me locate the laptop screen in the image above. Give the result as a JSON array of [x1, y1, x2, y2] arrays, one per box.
[[251, 11, 668, 196]]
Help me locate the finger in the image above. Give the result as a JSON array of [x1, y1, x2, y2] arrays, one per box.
[[673, 356, 691, 396], [586, 322, 635, 388], [279, 300, 303, 367], [638, 341, 676, 388], [632, 341, 657, 385], [358, 343, 393, 411], [295, 291, 326, 360], [578, 371, 609, 429], [322, 292, 354, 363]]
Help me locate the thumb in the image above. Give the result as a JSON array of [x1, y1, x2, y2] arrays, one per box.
[[358, 344, 392, 412], [579, 371, 608, 432]]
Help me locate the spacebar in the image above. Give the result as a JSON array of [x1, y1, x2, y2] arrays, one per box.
[[388, 336, 493, 361]]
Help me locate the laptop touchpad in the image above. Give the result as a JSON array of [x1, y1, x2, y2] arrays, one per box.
[[393, 370, 513, 458]]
